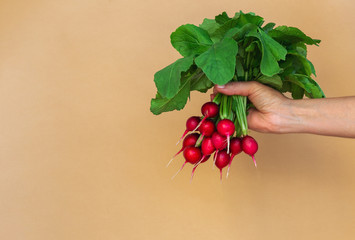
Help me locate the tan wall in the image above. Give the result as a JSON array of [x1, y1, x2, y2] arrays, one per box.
[[0, 0, 354, 239]]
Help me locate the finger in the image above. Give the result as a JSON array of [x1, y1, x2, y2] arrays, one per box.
[[246, 108, 257, 129], [215, 81, 261, 97]]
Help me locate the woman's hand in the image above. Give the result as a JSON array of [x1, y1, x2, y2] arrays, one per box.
[[212, 81, 355, 138]]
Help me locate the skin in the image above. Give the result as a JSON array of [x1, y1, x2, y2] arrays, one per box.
[[212, 81, 355, 138]]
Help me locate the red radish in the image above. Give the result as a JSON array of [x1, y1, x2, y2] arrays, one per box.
[[176, 116, 200, 145], [242, 135, 258, 167], [215, 150, 231, 180], [194, 137, 215, 167], [191, 137, 215, 180], [167, 133, 199, 167], [211, 132, 227, 165], [195, 119, 216, 145], [216, 119, 235, 154], [201, 137, 215, 156], [193, 102, 219, 131], [171, 146, 202, 179], [198, 119, 215, 137], [190, 155, 210, 181], [226, 137, 242, 177]]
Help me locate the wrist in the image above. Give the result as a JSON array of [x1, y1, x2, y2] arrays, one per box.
[[273, 99, 311, 134]]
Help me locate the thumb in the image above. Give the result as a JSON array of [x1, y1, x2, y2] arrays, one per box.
[[214, 81, 261, 97]]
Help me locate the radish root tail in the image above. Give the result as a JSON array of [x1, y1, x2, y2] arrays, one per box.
[[193, 116, 206, 132], [213, 151, 218, 168], [171, 161, 187, 180], [166, 148, 184, 167], [190, 166, 198, 182], [252, 155, 257, 168], [176, 129, 188, 145]]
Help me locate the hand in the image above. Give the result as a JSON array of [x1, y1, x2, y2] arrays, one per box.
[[212, 81, 355, 138], [212, 81, 292, 133]]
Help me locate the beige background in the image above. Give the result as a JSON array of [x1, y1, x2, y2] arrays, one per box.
[[0, 0, 354, 239]]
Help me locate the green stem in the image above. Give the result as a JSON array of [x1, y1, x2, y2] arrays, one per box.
[[234, 95, 248, 136], [219, 94, 230, 120], [213, 92, 222, 105]]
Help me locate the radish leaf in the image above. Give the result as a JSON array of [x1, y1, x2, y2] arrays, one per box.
[[215, 12, 231, 24], [235, 11, 264, 28], [171, 24, 213, 57], [257, 75, 283, 90], [262, 22, 276, 33], [154, 56, 193, 98], [190, 72, 213, 93], [210, 18, 239, 42], [269, 26, 321, 46], [247, 28, 287, 76], [195, 38, 238, 85], [285, 74, 325, 98], [199, 18, 220, 36], [287, 50, 313, 76], [224, 23, 258, 40], [291, 83, 305, 99], [150, 77, 191, 115]]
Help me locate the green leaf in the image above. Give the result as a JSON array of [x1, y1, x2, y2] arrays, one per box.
[[257, 75, 283, 90], [235, 56, 245, 78], [215, 12, 231, 24], [150, 77, 191, 115], [308, 77, 325, 97], [170, 24, 213, 57], [245, 40, 257, 52], [210, 18, 238, 42], [247, 28, 287, 76], [211, 11, 264, 42], [307, 59, 316, 76], [224, 23, 258, 40], [291, 83, 304, 99], [153, 56, 193, 98], [292, 42, 307, 56], [190, 72, 214, 93], [285, 74, 325, 98], [287, 50, 312, 76], [281, 80, 292, 93], [268, 26, 321, 46], [235, 11, 264, 28], [262, 22, 276, 33], [199, 18, 220, 36], [195, 38, 238, 85], [234, 12, 241, 18]]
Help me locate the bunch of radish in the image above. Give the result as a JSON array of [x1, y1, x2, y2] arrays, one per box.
[[168, 101, 259, 181]]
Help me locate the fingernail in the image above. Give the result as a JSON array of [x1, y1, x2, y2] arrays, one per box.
[[216, 85, 225, 88]]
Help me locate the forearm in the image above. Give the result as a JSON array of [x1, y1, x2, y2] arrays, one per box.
[[280, 97, 355, 138]]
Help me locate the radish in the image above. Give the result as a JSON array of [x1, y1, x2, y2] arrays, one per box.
[[201, 137, 216, 156], [211, 132, 227, 165], [167, 133, 199, 167], [242, 135, 258, 167], [190, 155, 210, 181], [226, 137, 242, 177], [176, 116, 201, 145], [196, 119, 216, 145], [195, 137, 215, 166], [216, 119, 235, 154], [171, 146, 202, 179], [193, 102, 219, 131], [191, 137, 215, 180], [214, 150, 231, 180]]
